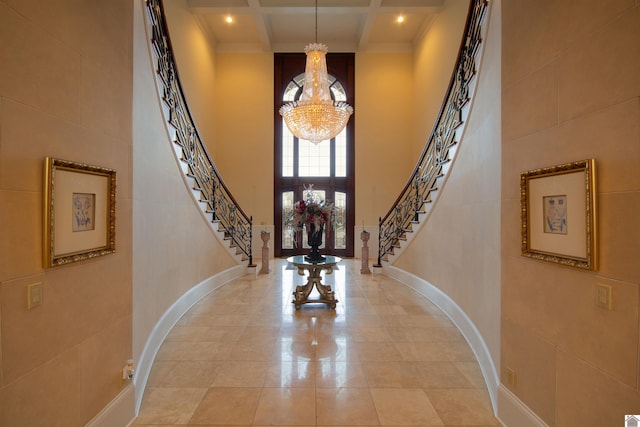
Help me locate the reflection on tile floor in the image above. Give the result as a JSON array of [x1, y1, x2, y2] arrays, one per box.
[[133, 258, 501, 426]]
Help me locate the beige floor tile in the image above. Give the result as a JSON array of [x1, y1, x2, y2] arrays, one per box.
[[454, 361, 489, 389], [155, 341, 230, 361], [134, 387, 206, 425], [394, 341, 476, 362], [355, 342, 404, 361], [316, 388, 380, 425], [189, 387, 262, 425], [400, 314, 454, 328], [133, 259, 499, 426], [344, 313, 385, 326], [174, 313, 215, 327], [315, 338, 360, 362], [208, 313, 253, 327], [272, 340, 317, 361], [265, 360, 316, 387], [203, 325, 248, 342], [229, 341, 278, 361], [370, 388, 443, 425], [349, 326, 393, 342], [424, 388, 500, 426], [371, 304, 408, 315], [211, 361, 269, 387], [361, 361, 423, 388], [239, 326, 282, 343], [147, 360, 223, 387], [414, 361, 473, 388], [279, 325, 316, 342], [252, 388, 316, 425], [315, 361, 368, 388], [164, 325, 213, 341], [386, 326, 464, 343], [315, 328, 353, 344]]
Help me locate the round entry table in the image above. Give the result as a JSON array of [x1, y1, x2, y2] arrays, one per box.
[[287, 255, 341, 310]]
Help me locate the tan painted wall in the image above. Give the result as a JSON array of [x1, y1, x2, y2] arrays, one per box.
[[413, 0, 470, 159], [392, 0, 502, 377], [355, 52, 415, 226], [213, 53, 275, 226], [501, 0, 640, 425], [163, 0, 218, 159], [0, 1, 133, 425], [132, 0, 237, 365]]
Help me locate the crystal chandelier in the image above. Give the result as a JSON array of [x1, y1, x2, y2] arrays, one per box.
[[279, 1, 353, 144]]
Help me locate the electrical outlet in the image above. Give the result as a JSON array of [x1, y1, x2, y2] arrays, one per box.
[[595, 283, 612, 310], [121, 360, 134, 382], [27, 283, 43, 310], [506, 367, 516, 388]]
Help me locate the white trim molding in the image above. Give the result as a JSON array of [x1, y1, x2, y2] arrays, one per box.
[[498, 384, 549, 427], [85, 384, 135, 427]]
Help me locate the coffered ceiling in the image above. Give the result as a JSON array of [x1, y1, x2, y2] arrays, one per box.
[[187, 0, 446, 52]]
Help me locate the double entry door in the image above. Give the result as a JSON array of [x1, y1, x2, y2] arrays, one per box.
[[278, 181, 351, 258]]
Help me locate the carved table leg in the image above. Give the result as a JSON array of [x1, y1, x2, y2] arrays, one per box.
[[313, 265, 336, 308], [292, 265, 337, 309], [293, 266, 315, 309]]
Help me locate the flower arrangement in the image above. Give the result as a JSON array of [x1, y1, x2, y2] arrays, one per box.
[[286, 186, 334, 260], [289, 198, 334, 232]]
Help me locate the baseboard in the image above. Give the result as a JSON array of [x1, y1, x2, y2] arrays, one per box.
[[497, 384, 549, 427], [383, 265, 500, 414], [85, 384, 135, 427], [133, 264, 246, 414]]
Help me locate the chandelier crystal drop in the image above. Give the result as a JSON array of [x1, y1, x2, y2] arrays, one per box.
[[279, 41, 353, 143]]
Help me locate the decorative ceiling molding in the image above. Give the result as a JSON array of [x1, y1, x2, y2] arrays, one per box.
[[187, 0, 445, 53]]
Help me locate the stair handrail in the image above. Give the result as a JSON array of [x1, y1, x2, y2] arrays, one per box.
[[144, 0, 253, 265], [376, 0, 489, 266]]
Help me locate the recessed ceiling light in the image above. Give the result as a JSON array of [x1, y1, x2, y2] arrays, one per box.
[[396, 15, 405, 24], [225, 15, 233, 24]]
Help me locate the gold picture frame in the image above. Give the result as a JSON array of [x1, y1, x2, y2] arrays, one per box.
[[520, 159, 597, 270], [43, 157, 116, 267]]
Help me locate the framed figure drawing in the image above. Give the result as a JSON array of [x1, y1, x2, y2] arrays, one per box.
[[43, 157, 116, 267], [520, 159, 597, 270]]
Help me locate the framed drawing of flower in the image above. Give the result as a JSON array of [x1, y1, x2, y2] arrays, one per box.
[[520, 159, 597, 270]]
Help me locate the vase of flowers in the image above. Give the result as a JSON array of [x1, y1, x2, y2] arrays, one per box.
[[306, 223, 324, 261], [288, 191, 333, 262]]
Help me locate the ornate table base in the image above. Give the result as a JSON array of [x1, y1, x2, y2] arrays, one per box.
[[288, 255, 341, 310]]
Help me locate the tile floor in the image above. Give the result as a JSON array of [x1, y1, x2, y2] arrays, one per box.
[[133, 258, 501, 426]]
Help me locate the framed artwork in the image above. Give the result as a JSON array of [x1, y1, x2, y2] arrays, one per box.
[[43, 157, 116, 267], [520, 159, 597, 270]]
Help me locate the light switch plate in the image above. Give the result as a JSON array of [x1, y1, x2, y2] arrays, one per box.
[[27, 283, 43, 310], [595, 283, 612, 310]]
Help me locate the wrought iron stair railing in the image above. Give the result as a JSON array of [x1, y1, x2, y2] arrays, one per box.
[[144, 0, 253, 266], [376, 0, 489, 266]]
